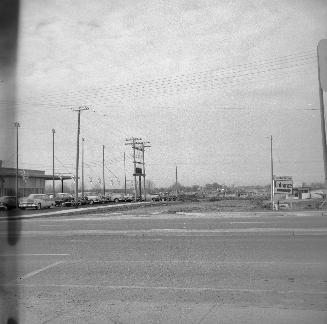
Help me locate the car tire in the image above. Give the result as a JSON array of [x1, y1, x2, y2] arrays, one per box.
[[114, 198, 119, 203]]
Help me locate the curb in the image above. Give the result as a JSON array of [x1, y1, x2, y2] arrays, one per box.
[[0, 201, 158, 220]]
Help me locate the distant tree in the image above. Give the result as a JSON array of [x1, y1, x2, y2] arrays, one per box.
[[169, 182, 183, 192], [146, 179, 155, 193], [212, 182, 221, 190], [191, 185, 200, 192], [204, 183, 213, 191]]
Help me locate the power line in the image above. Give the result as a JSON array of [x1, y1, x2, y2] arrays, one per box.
[[12, 51, 315, 107]]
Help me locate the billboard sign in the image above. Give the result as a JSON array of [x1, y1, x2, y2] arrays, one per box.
[[274, 176, 293, 194]]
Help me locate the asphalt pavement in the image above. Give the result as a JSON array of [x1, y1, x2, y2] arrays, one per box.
[[0, 206, 327, 323]]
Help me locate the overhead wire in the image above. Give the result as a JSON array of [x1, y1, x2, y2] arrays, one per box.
[[10, 50, 316, 108]]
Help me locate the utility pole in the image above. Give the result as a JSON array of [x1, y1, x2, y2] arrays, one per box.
[[270, 135, 274, 211], [133, 139, 137, 202], [102, 144, 105, 196], [175, 165, 178, 196], [317, 40, 327, 206], [124, 152, 127, 195], [52, 129, 55, 198], [82, 138, 85, 197], [14, 122, 20, 208], [73, 106, 89, 206], [141, 141, 151, 201], [125, 137, 142, 202]]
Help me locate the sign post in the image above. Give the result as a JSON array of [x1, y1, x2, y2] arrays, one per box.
[[317, 39, 327, 206]]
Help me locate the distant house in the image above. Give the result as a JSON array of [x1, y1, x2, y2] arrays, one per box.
[[293, 187, 311, 199]]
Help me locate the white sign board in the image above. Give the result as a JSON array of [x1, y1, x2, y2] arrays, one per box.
[[318, 39, 327, 91], [274, 176, 293, 194]]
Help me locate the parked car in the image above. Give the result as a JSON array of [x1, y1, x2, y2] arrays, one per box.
[[55, 193, 75, 207], [0, 196, 16, 210], [97, 194, 107, 204], [150, 194, 161, 201], [77, 196, 89, 205], [84, 193, 102, 204], [152, 192, 177, 201], [122, 194, 134, 202], [19, 194, 54, 210], [106, 193, 124, 203], [132, 194, 145, 202]]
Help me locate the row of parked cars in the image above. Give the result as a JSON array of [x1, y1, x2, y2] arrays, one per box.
[[53, 192, 136, 207], [0, 192, 136, 210], [150, 192, 178, 201], [0, 191, 179, 211]]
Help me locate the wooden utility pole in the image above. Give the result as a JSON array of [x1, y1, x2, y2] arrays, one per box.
[[175, 165, 178, 196], [318, 41, 327, 187], [14, 122, 20, 208], [73, 106, 89, 205], [133, 139, 137, 201], [125, 137, 142, 202], [52, 129, 55, 198], [102, 144, 105, 196], [141, 142, 151, 201], [317, 40, 327, 206], [82, 138, 85, 197], [124, 152, 127, 195], [270, 135, 274, 211]]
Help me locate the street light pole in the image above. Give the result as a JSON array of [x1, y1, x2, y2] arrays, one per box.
[[14, 122, 20, 208], [124, 152, 127, 195], [270, 135, 274, 211], [52, 129, 55, 198], [73, 106, 89, 206]]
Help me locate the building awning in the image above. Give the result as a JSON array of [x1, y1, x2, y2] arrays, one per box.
[[0, 167, 73, 180]]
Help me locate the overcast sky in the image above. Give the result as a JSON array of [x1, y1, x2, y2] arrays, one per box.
[[1, 0, 327, 188]]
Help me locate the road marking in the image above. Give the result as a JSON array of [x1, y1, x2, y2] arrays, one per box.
[[7, 210, 327, 222], [2, 227, 327, 236], [9, 283, 327, 295], [70, 239, 90, 242], [0, 202, 151, 220], [64, 260, 327, 266], [228, 222, 272, 224], [0, 254, 70, 257], [39, 224, 66, 227], [16, 260, 65, 282]]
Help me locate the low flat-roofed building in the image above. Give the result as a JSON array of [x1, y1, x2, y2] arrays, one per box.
[[0, 165, 72, 197], [293, 186, 311, 199]]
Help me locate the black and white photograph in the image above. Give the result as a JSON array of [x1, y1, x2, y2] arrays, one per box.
[[1, 0, 327, 323]]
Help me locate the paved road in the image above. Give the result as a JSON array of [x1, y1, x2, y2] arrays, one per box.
[[1, 207, 327, 323]]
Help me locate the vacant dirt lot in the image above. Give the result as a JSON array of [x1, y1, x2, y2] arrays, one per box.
[[122, 198, 326, 216], [122, 199, 267, 215]]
